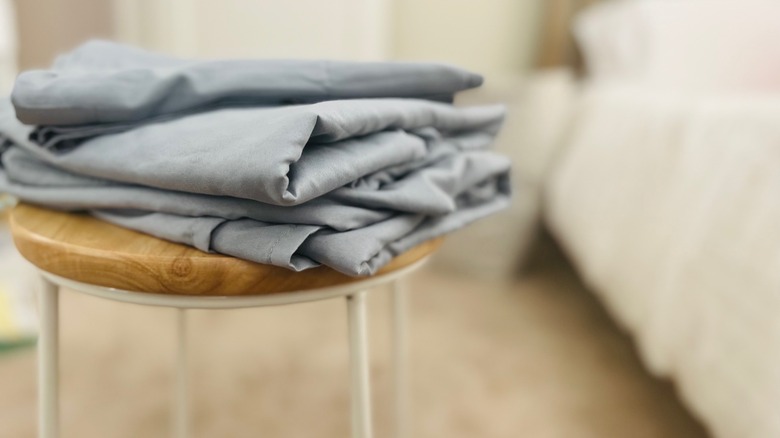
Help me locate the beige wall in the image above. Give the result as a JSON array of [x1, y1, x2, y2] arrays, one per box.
[[12, 0, 112, 69], [11, 0, 541, 76], [393, 0, 541, 76], [113, 0, 541, 76], [0, 0, 16, 92], [193, 0, 391, 60], [113, 0, 391, 60]]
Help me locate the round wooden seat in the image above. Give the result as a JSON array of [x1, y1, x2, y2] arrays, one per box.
[[9, 204, 442, 296]]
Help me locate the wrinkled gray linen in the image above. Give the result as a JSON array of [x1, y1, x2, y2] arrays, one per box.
[[13, 40, 483, 149], [0, 42, 510, 276]]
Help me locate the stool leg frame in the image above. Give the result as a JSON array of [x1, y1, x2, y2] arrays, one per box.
[[174, 309, 189, 438], [347, 291, 373, 438], [391, 280, 409, 438], [39, 277, 60, 438], [35, 259, 431, 438]]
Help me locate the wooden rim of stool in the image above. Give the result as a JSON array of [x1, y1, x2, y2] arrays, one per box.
[[9, 204, 443, 296]]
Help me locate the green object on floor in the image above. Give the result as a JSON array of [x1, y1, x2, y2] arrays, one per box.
[[0, 280, 37, 354], [0, 212, 38, 357], [0, 337, 36, 355]]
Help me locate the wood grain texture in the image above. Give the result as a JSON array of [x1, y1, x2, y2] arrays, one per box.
[[9, 204, 442, 296]]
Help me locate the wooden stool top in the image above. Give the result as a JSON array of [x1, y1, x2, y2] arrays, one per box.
[[9, 204, 442, 296]]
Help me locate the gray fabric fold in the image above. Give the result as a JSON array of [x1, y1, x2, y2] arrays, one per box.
[[0, 42, 512, 277], [0, 137, 511, 276], [90, 186, 510, 276], [5, 97, 505, 206], [12, 40, 483, 127], [0, 145, 510, 230]]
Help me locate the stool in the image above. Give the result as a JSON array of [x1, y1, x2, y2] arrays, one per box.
[[9, 204, 442, 438]]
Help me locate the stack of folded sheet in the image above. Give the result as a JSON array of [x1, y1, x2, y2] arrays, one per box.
[[0, 41, 511, 276]]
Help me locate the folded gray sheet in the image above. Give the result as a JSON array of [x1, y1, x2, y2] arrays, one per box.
[[0, 42, 511, 277], [13, 40, 483, 145]]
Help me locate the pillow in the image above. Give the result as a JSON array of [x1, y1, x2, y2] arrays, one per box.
[[574, 0, 780, 93]]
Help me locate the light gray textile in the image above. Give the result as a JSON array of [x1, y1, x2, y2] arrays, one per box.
[[0, 145, 510, 230], [0, 137, 510, 275], [11, 99, 505, 206], [12, 40, 482, 127], [0, 42, 511, 276]]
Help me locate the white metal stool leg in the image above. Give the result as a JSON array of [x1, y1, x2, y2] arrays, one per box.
[[347, 291, 373, 438], [391, 280, 409, 438], [174, 309, 190, 438], [38, 277, 60, 438]]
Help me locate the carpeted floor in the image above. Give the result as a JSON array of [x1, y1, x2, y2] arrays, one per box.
[[0, 253, 708, 438]]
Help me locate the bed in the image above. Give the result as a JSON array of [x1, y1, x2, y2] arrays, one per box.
[[541, 1, 780, 437]]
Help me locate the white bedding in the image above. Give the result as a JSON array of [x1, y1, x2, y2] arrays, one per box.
[[545, 84, 780, 437]]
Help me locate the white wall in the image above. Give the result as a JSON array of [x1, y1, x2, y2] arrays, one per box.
[[114, 0, 392, 60], [194, 0, 391, 60], [11, 0, 541, 84], [393, 0, 541, 76], [112, 0, 540, 76], [0, 0, 16, 94]]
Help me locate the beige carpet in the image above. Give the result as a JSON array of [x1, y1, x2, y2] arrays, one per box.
[[0, 254, 708, 438]]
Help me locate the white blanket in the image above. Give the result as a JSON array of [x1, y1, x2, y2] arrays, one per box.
[[546, 84, 780, 438]]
